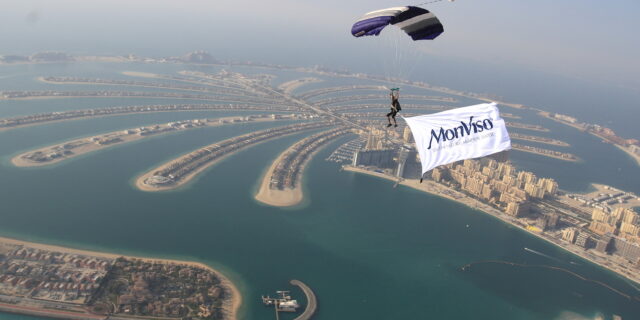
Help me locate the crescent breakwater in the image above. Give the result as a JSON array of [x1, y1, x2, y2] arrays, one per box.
[[0, 90, 283, 104], [311, 94, 457, 107], [136, 121, 334, 192], [296, 85, 385, 100], [0, 236, 241, 320], [277, 78, 323, 95], [39, 76, 264, 97], [328, 104, 450, 113], [255, 127, 353, 207], [11, 114, 305, 167]]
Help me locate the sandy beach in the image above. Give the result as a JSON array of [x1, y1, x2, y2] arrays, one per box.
[[277, 78, 322, 95], [0, 236, 242, 320], [255, 146, 304, 207], [615, 144, 640, 167], [121, 71, 161, 78]]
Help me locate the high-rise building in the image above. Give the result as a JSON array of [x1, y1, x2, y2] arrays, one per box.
[[589, 221, 617, 235], [353, 149, 396, 168], [622, 209, 639, 225], [546, 212, 560, 229], [595, 235, 613, 254], [620, 222, 640, 237], [517, 171, 537, 185], [396, 148, 420, 179], [481, 184, 495, 201], [537, 178, 558, 196], [610, 237, 640, 262], [432, 167, 445, 182], [506, 201, 530, 217], [575, 233, 593, 249], [611, 207, 627, 223], [402, 126, 414, 144], [525, 182, 546, 199], [562, 228, 578, 243], [592, 208, 609, 223]]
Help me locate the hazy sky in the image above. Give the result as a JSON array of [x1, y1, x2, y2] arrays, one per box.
[[1, 0, 639, 90]]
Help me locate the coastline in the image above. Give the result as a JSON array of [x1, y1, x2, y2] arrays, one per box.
[[11, 116, 282, 168], [510, 134, 570, 147], [254, 145, 303, 207], [614, 144, 640, 167], [135, 126, 323, 193], [343, 166, 640, 286], [511, 145, 580, 162], [0, 236, 242, 320], [37, 76, 239, 96], [538, 112, 640, 168]]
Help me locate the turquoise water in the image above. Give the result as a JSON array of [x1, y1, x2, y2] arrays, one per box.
[[1, 63, 639, 319]]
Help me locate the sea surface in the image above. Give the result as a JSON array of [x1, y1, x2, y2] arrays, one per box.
[[0, 63, 639, 319]]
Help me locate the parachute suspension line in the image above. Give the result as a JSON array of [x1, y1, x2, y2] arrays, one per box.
[[415, 0, 450, 5]]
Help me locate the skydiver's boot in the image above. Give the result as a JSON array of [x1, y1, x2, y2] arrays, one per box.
[[386, 123, 393, 128]]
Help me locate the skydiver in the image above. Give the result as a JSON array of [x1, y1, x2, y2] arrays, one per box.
[[387, 88, 401, 127]]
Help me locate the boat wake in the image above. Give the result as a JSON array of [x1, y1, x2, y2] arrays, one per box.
[[524, 247, 564, 263]]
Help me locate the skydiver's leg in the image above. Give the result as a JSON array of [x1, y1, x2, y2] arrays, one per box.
[[386, 110, 393, 127], [392, 111, 398, 127]]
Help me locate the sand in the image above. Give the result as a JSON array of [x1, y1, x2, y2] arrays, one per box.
[[254, 147, 304, 207], [121, 71, 161, 78], [0, 236, 241, 320], [615, 144, 640, 167]]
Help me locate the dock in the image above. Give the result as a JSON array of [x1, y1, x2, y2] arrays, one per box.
[[290, 280, 317, 320]]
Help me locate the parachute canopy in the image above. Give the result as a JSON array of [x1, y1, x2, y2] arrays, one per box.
[[351, 6, 444, 40]]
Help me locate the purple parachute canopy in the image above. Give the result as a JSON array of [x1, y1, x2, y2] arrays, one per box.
[[351, 6, 444, 41]]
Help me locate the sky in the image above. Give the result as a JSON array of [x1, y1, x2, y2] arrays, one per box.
[[1, 0, 639, 91]]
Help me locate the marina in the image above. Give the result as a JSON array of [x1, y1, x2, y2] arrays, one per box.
[[262, 280, 317, 320]]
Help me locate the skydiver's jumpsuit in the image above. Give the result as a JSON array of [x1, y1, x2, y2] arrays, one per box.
[[387, 92, 400, 126]]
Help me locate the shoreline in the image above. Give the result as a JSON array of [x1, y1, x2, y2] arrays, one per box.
[[0, 235, 242, 320], [254, 144, 303, 207], [614, 144, 640, 167], [37, 76, 241, 96], [511, 144, 580, 162], [510, 134, 570, 147], [343, 166, 640, 286], [538, 112, 640, 168], [135, 125, 324, 192], [11, 116, 284, 168]]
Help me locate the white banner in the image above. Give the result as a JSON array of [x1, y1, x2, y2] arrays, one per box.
[[404, 103, 511, 175]]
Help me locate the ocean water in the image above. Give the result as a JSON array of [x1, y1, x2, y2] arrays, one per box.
[[0, 63, 639, 319]]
